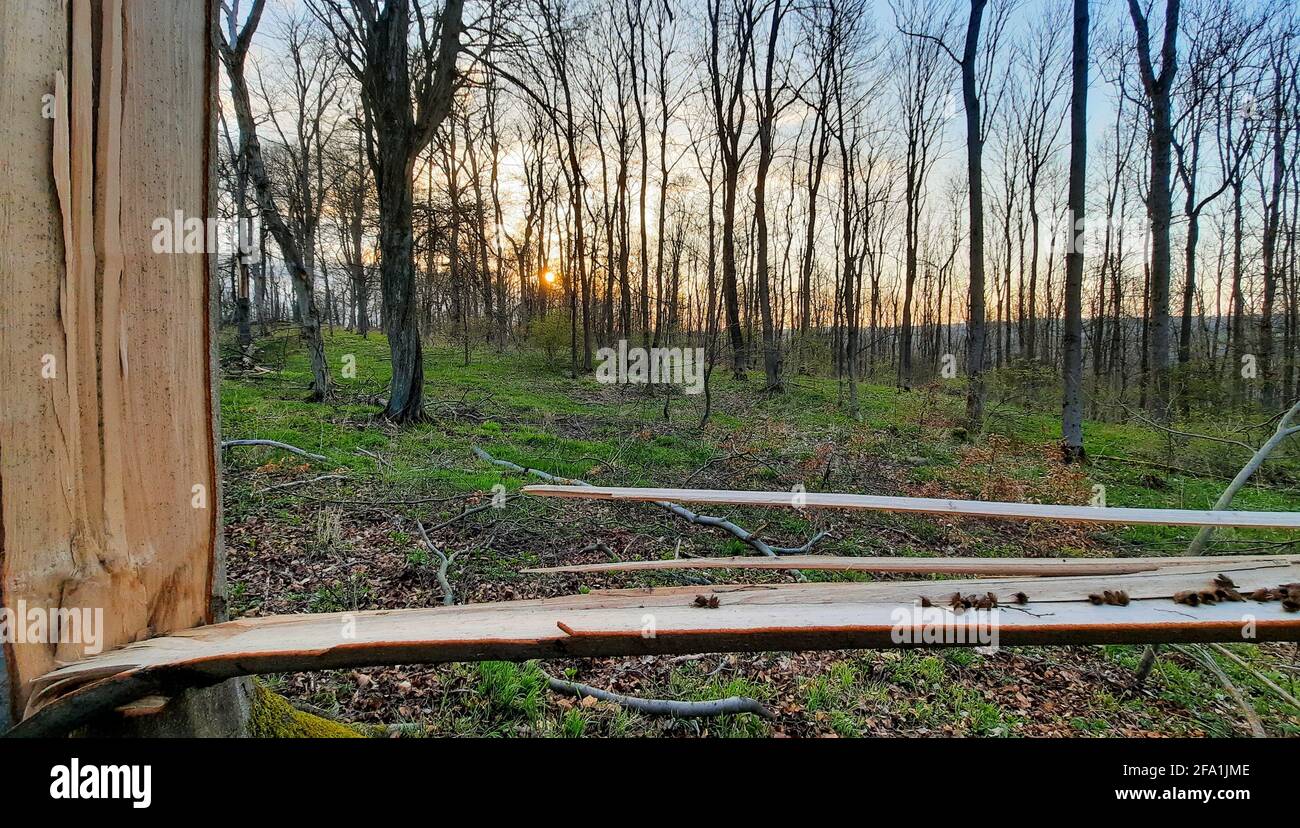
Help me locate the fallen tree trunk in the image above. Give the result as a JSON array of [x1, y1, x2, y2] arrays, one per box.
[[11, 556, 1300, 737]]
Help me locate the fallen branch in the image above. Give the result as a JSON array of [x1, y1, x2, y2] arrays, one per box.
[[540, 670, 774, 719], [1206, 643, 1300, 713], [284, 492, 470, 510], [771, 531, 834, 555], [1188, 399, 1300, 555], [473, 446, 826, 559], [1175, 644, 1266, 738], [257, 473, 348, 494], [221, 439, 327, 463], [411, 518, 458, 606]]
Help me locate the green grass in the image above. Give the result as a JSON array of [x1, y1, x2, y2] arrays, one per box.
[[217, 326, 1300, 737]]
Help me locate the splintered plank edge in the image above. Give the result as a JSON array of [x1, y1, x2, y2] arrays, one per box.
[[11, 557, 1300, 737], [521, 484, 1300, 528], [520, 554, 1300, 576]]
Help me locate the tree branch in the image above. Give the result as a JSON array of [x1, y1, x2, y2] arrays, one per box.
[[221, 439, 328, 462], [540, 669, 774, 719]]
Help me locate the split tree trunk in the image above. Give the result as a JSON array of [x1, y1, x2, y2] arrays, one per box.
[[0, 0, 245, 735]]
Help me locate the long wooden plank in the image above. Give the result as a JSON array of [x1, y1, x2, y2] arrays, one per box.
[[11, 558, 1300, 736], [545, 559, 1298, 607], [522, 554, 1300, 576], [522, 484, 1300, 528]]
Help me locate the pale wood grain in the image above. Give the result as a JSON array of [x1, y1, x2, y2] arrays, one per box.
[[523, 484, 1300, 528]]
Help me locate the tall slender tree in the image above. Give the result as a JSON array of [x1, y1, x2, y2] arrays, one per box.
[[1061, 0, 1088, 463]]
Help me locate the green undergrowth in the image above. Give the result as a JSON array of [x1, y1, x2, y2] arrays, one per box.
[[219, 327, 1300, 737]]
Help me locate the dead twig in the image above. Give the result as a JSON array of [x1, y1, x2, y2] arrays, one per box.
[[540, 669, 774, 719], [221, 439, 327, 462], [285, 492, 471, 510], [423, 495, 521, 535], [256, 473, 348, 494]]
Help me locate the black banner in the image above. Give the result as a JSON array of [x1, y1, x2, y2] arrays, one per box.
[[0, 738, 1291, 815]]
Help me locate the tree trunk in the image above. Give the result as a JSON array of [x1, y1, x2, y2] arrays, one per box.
[[753, 3, 786, 393], [0, 0, 246, 735], [961, 0, 989, 432], [1259, 58, 1288, 410], [1061, 0, 1088, 463], [1128, 0, 1180, 422], [326, 0, 463, 422]]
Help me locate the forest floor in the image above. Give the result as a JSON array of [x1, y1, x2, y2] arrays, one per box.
[[218, 326, 1300, 737]]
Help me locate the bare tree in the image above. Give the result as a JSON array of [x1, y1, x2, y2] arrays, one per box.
[[1127, 0, 1181, 421], [219, 0, 333, 401], [1061, 0, 1088, 463], [892, 0, 950, 390], [709, 0, 762, 380], [309, 0, 465, 422], [1259, 27, 1296, 408], [751, 0, 796, 392], [1009, 8, 1067, 363]]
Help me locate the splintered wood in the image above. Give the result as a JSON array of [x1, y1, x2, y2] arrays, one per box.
[[13, 556, 1300, 736], [0, 0, 216, 721], [520, 554, 1300, 576], [520, 484, 1300, 528]]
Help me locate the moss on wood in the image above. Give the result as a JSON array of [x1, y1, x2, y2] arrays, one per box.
[[247, 681, 366, 738]]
